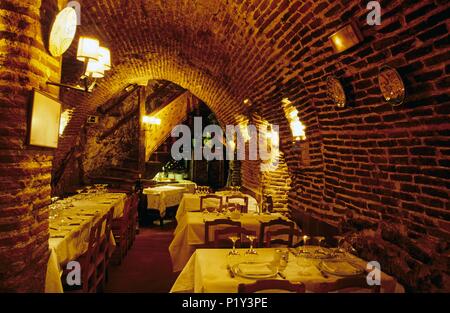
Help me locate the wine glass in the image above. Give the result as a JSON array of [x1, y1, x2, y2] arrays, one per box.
[[229, 236, 240, 255], [314, 236, 326, 254], [332, 235, 346, 258], [244, 235, 258, 262]]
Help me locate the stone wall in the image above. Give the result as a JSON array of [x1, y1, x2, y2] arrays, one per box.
[[0, 0, 63, 291], [83, 92, 139, 179]]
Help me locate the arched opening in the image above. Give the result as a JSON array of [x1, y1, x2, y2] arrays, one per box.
[[0, 0, 449, 294]]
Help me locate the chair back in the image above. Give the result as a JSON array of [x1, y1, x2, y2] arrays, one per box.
[[204, 219, 241, 246], [326, 275, 381, 293], [200, 195, 223, 212], [259, 218, 295, 247], [226, 196, 249, 213], [213, 226, 242, 248], [238, 280, 306, 293]]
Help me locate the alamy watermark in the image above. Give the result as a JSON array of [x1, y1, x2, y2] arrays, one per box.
[[170, 117, 280, 172]]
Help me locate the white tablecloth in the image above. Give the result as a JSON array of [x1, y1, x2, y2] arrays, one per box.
[[144, 185, 187, 217], [175, 192, 259, 221], [168, 212, 287, 272], [45, 192, 124, 293], [171, 248, 404, 293]]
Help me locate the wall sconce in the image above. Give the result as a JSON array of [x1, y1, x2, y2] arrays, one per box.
[[47, 36, 111, 93], [290, 120, 306, 141], [329, 22, 363, 53], [282, 98, 306, 141], [143, 115, 161, 125]]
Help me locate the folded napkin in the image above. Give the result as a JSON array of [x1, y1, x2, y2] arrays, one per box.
[[321, 261, 361, 275], [238, 263, 273, 276]]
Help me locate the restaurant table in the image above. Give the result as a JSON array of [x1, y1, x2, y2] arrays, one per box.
[[45, 192, 125, 293], [143, 185, 188, 217], [175, 192, 259, 221], [173, 180, 197, 193], [169, 212, 290, 272], [170, 248, 404, 293]]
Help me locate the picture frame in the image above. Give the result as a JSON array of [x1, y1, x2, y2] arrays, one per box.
[[28, 89, 62, 149]]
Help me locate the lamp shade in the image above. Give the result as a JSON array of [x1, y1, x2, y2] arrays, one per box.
[[85, 59, 105, 78], [99, 47, 111, 70], [290, 120, 306, 140], [77, 37, 100, 62]]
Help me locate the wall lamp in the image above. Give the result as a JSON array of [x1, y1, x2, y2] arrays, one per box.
[[47, 37, 111, 93]]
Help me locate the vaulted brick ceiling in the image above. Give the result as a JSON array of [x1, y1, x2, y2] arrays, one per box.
[[62, 0, 311, 126]]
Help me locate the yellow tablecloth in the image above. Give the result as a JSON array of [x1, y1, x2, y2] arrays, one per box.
[[170, 248, 404, 293], [144, 185, 187, 217], [168, 212, 286, 272], [175, 193, 259, 221]]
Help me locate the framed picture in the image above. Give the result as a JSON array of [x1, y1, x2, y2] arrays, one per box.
[[28, 90, 62, 148]]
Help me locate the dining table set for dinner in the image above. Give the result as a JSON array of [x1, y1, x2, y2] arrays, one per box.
[[171, 240, 404, 293], [45, 185, 127, 293]]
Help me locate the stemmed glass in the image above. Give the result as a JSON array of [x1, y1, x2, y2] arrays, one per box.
[[332, 235, 346, 258], [314, 236, 326, 254], [244, 235, 258, 262], [229, 236, 240, 256]]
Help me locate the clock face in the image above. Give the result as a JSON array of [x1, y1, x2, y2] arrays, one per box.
[[48, 7, 78, 57]]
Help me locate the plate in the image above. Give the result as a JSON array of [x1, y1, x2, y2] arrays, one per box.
[[231, 262, 278, 279], [326, 76, 346, 108], [378, 66, 405, 106], [318, 260, 365, 277]]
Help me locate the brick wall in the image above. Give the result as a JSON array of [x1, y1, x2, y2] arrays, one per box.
[[0, 0, 62, 291], [1, 0, 447, 292]]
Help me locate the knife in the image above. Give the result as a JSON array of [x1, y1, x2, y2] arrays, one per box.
[[227, 265, 235, 278]]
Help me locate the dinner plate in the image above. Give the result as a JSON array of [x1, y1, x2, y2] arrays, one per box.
[[231, 262, 278, 279], [318, 260, 365, 277]]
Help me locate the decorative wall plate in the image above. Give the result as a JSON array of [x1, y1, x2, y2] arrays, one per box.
[[378, 66, 406, 106], [326, 76, 346, 108], [48, 7, 78, 57]]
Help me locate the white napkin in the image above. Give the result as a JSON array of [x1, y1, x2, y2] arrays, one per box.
[[321, 261, 361, 274], [238, 263, 272, 276]]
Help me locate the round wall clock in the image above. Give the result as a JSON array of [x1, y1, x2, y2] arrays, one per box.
[[48, 7, 78, 57], [378, 66, 406, 106], [326, 76, 346, 108]]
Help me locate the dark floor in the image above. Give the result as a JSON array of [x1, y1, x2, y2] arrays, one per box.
[[105, 222, 179, 293]]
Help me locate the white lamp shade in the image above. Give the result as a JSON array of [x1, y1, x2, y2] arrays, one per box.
[[99, 47, 111, 70], [77, 37, 100, 62], [85, 59, 105, 78], [290, 120, 306, 140]]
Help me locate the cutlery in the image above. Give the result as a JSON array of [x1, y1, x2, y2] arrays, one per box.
[[315, 265, 329, 279], [50, 235, 65, 238], [227, 265, 235, 278], [277, 271, 286, 279]]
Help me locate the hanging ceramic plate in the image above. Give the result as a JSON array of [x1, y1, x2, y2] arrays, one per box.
[[326, 76, 346, 108], [378, 66, 406, 106]]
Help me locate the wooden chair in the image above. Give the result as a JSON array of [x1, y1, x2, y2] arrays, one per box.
[[213, 227, 257, 248], [94, 214, 109, 291], [128, 192, 139, 249], [111, 196, 131, 264], [325, 275, 381, 293], [200, 195, 223, 212], [63, 219, 103, 293], [102, 207, 115, 286], [259, 218, 295, 247], [226, 196, 249, 213], [204, 219, 241, 247], [238, 280, 306, 293]]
